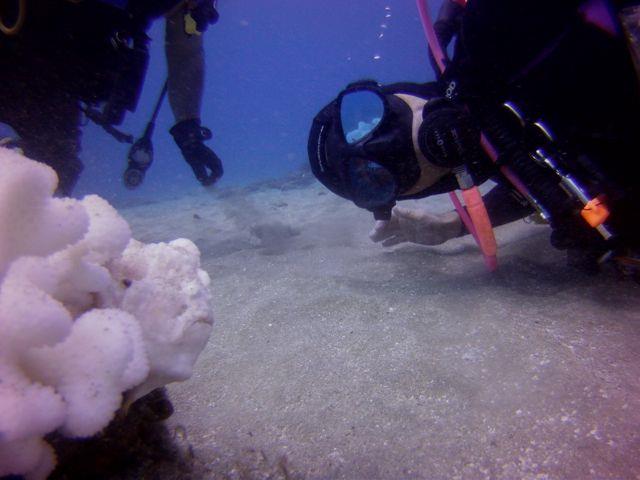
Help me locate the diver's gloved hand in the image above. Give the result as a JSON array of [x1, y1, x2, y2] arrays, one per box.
[[429, 0, 465, 76], [369, 207, 463, 247], [170, 118, 224, 186], [187, 0, 219, 34]]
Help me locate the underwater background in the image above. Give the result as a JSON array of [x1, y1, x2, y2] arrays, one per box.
[[5, 2, 640, 479], [75, 0, 443, 205]]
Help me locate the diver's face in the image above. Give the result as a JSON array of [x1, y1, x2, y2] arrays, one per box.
[[308, 85, 455, 217], [393, 93, 452, 197]]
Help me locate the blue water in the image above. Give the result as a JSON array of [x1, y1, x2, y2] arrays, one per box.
[[74, 0, 443, 206]]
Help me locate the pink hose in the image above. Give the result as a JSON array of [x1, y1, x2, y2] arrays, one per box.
[[416, 0, 498, 271], [416, 0, 448, 73], [418, 0, 536, 203]]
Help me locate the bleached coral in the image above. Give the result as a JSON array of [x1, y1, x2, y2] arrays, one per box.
[[0, 148, 214, 479]]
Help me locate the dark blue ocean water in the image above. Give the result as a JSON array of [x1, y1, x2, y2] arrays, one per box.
[[75, 0, 444, 206]]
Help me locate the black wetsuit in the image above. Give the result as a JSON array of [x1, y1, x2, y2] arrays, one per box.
[[430, 0, 640, 258], [0, 0, 180, 195]]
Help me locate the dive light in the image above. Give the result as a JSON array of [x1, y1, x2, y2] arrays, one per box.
[[123, 80, 167, 189]]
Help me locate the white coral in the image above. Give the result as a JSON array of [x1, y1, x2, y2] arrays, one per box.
[[0, 148, 214, 479]]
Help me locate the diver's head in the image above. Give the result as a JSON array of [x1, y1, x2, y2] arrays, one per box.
[[308, 80, 480, 219], [0, 121, 22, 152]]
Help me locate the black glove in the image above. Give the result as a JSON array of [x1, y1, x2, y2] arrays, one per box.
[[189, 0, 219, 33], [429, 0, 465, 76], [170, 118, 223, 186]]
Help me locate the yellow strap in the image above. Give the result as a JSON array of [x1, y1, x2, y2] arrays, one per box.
[[184, 13, 202, 36]]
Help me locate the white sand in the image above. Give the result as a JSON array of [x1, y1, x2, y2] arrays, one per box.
[[120, 180, 640, 480]]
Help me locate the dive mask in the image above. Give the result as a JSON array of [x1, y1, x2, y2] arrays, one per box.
[[308, 81, 421, 220]]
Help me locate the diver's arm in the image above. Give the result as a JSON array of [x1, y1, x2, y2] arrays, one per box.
[[165, 8, 205, 122], [469, 181, 534, 231], [429, 0, 466, 75], [369, 208, 463, 247], [370, 182, 534, 247], [434, 0, 465, 49], [453, 181, 535, 237]]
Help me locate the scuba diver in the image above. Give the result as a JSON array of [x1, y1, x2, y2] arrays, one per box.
[[0, 0, 223, 195], [308, 0, 640, 274]]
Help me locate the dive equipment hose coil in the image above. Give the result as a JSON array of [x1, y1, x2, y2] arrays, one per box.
[[0, 0, 26, 35]]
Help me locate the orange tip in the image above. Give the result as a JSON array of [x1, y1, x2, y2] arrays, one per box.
[[581, 195, 610, 227]]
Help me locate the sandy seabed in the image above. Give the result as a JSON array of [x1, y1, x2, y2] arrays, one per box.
[[117, 174, 640, 480]]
